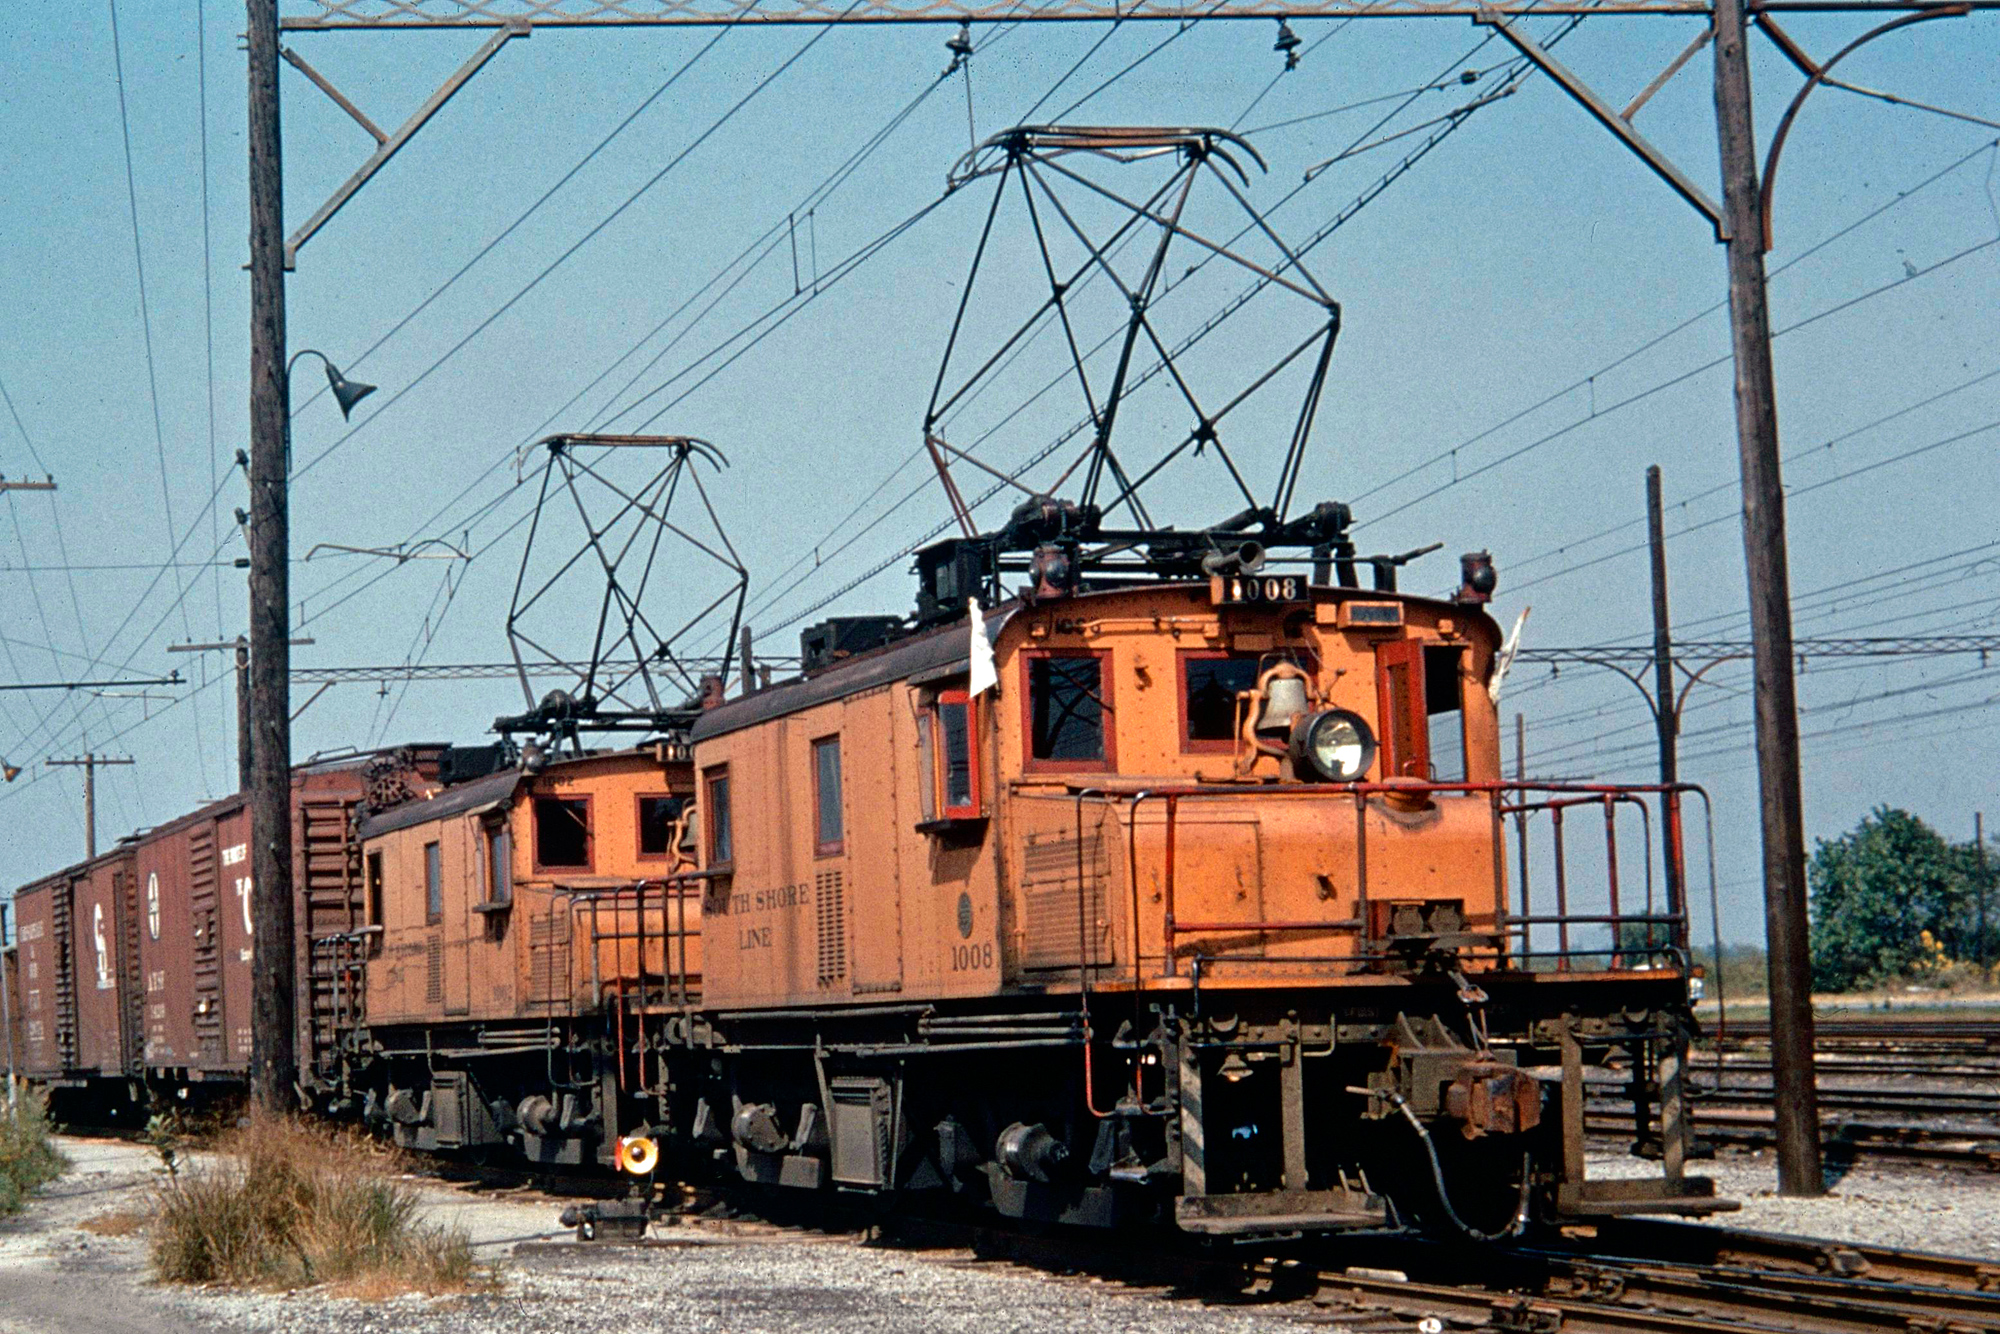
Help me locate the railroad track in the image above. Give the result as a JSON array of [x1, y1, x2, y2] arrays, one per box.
[[418, 1147, 2000, 1332], [948, 1215, 2000, 1333]]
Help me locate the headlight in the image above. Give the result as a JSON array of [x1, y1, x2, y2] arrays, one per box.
[[1288, 709, 1376, 782]]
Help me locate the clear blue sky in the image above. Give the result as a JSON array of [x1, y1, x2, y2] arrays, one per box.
[[1, 3, 1995, 945]]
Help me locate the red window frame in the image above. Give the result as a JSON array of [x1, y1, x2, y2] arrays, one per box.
[[811, 736, 845, 856], [703, 766, 734, 870], [1019, 648, 1116, 774], [634, 792, 681, 863], [482, 819, 513, 905], [531, 793, 595, 874], [1374, 639, 1427, 781], [935, 690, 982, 819], [1176, 649, 1260, 755]]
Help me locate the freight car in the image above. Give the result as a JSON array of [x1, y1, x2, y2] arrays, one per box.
[[5, 746, 442, 1119]]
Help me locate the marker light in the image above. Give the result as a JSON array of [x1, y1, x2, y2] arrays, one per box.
[[1289, 709, 1376, 782], [616, 1135, 659, 1176]]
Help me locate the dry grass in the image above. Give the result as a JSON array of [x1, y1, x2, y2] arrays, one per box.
[[0, 1085, 66, 1216], [150, 1114, 488, 1296], [80, 1208, 149, 1237]]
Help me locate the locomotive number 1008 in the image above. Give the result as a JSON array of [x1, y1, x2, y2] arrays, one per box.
[[1213, 574, 1304, 605]]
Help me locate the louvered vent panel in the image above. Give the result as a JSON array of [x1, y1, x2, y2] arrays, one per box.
[[1019, 829, 1112, 971], [815, 869, 846, 988], [425, 936, 444, 1005], [528, 913, 569, 1007]]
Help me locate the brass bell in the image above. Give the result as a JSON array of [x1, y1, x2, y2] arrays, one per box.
[[1255, 674, 1309, 734]]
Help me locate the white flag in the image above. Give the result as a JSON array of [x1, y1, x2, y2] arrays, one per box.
[[1488, 606, 1531, 706], [968, 598, 998, 696]]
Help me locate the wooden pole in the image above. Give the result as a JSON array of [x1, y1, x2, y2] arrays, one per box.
[[247, 0, 297, 1114], [1712, 0, 1822, 1195]]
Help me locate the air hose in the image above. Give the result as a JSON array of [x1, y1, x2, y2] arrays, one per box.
[[1388, 1091, 1532, 1243]]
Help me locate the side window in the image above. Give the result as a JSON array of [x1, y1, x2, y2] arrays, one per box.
[[366, 850, 384, 928], [533, 796, 592, 871], [1179, 652, 1261, 753], [935, 691, 981, 819], [637, 795, 684, 859], [424, 841, 443, 925], [1024, 652, 1112, 769], [705, 767, 733, 868], [914, 712, 938, 823], [483, 821, 513, 906], [1424, 645, 1466, 783], [813, 737, 844, 855], [1374, 640, 1427, 780]]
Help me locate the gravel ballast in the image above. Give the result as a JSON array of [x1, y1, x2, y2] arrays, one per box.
[[6, 1136, 2000, 1333]]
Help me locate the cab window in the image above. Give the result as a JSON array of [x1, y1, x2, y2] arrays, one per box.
[[1424, 645, 1466, 782], [935, 691, 980, 819], [482, 820, 513, 906], [533, 796, 592, 871], [1024, 651, 1113, 769], [424, 841, 443, 924], [704, 767, 733, 868], [812, 737, 844, 854], [1179, 652, 1260, 752], [637, 795, 684, 859]]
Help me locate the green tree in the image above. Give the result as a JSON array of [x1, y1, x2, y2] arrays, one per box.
[[1808, 807, 1971, 992]]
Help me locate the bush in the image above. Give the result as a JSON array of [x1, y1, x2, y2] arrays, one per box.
[[0, 1085, 66, 1215], [1809, 808, 1981, 992], [151, 1115, 483, 1295]]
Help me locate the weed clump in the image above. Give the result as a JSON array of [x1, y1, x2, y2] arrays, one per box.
[[151, 1115, 484, 1295], [0, 1085, 67, 1215]]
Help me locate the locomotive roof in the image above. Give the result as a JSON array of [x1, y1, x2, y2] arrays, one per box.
[[358, 767, 520, 841], [690, 608, 999, 745]]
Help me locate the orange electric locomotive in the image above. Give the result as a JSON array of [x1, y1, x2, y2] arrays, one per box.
[[315, 497, 1726, 1240]]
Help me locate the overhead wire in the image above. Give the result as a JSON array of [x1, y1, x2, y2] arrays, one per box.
[[1349, 135, 2000, 516], [293, 8, 848, 483], [108, 0, 207, 802]]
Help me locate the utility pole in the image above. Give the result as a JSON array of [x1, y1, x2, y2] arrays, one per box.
[[1646, 466, 1676, 789], [169, 636, 313, 791], [1978, 812, 1988, 978], [45, 754, 136, 859], [1712, 0, 1821, 1195], [247, 0, 296, 1116], [1646, 466, 1684, 929], [1, 901, 16, 1108]]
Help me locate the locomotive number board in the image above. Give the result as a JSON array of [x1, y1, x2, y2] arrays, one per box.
[[1210, 574, 1308, 606]]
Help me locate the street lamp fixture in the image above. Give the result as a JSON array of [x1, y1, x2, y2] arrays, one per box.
[[284, 349, 376, 471]]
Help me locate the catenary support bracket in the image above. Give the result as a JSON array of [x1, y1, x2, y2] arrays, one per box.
[[1473, 8, 1728, 240], [283, 22, 527, 269]]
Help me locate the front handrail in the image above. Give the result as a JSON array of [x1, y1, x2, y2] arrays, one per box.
[[1049, 779, 1712, 980]]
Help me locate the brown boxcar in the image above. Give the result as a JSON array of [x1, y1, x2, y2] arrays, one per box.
[[134, 797, 254, 1080], [7, 848, 143, 1115]]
